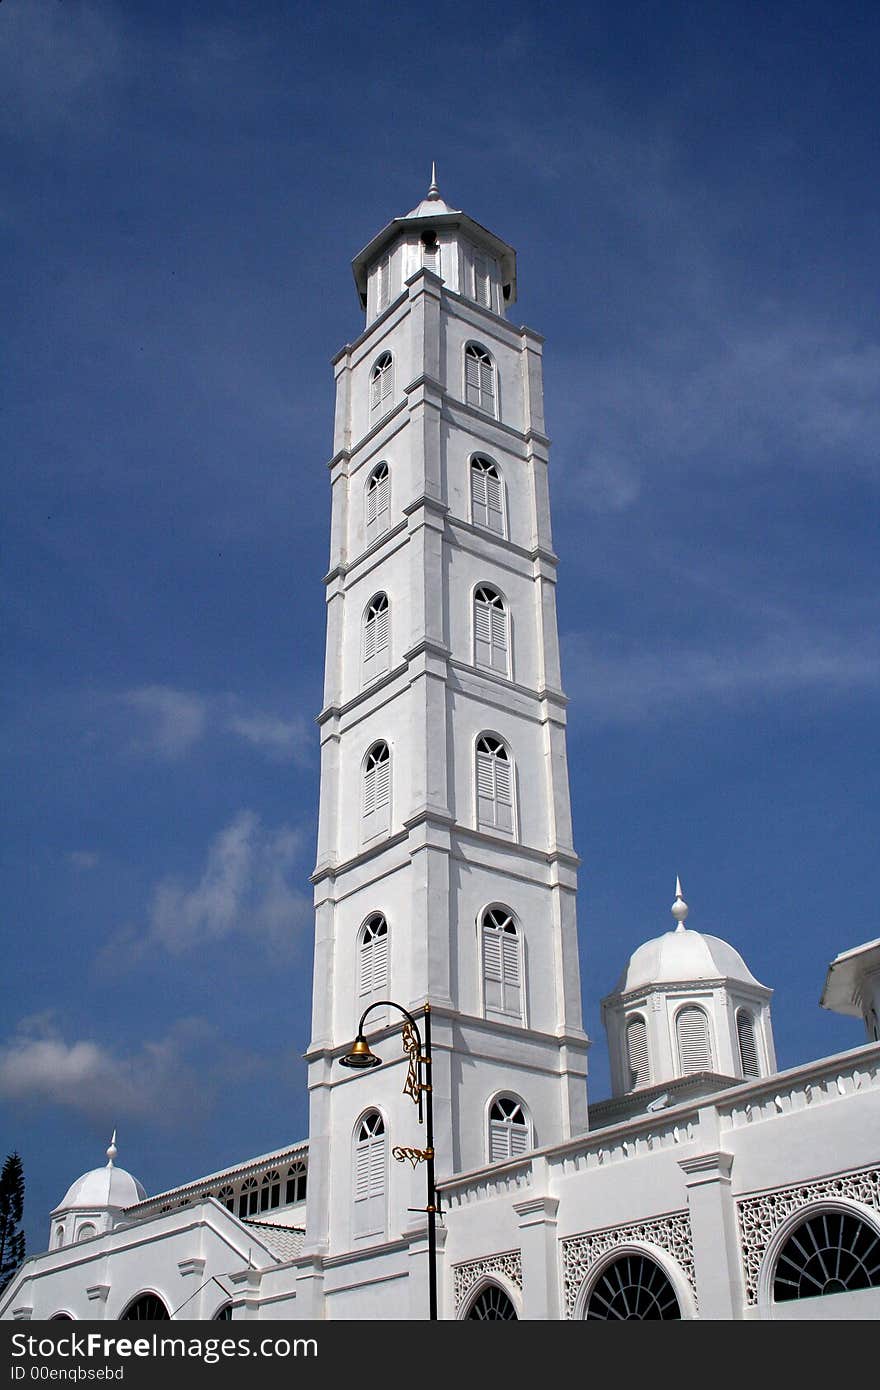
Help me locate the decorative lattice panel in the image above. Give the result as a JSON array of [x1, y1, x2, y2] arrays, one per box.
[[453, 1250, 522, 1311], [737, 1165, 880, 1304], [561, 1212, 696, 1319]]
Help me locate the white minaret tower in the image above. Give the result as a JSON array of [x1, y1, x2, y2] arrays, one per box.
[[303, 173, 589, 1281]]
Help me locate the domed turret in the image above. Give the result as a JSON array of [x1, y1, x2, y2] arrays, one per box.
[[49, 1133, 146, 1251], [601, 880, 776, 1106]]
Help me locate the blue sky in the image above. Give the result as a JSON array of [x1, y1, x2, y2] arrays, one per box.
[[2, 0, 878, 1251]]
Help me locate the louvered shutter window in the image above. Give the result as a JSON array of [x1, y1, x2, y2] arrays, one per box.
[[476, 735, 514, 834], [363, 593, 390, 685], [363, 742, 391, 842], [626, 1016, 650, 1089], [474, 586, 509, 675], [676, 1006, 713, 1075], [482, 907, 522, 1018], [737, 1009, 760, 1079], [353, 1112, 386, 1237], [465, 344, 496, 415], [470, 457, 504, 534], [489, 1097, 530, 1162], [473, 253, 491, 308], [375, 253, 393, 312], [370, 353, 393, 419], [359, 914, 389, 997], [365, 462, 390, 544]]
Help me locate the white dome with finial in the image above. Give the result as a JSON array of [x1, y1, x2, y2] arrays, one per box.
[[53, 1131, 146, 1214], [614, 878, 765, 995]]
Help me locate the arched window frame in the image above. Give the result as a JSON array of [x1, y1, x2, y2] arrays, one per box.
[[487, 1093, 532, 1163], [625, 1014, 651, 1090], [573, 1243, 695, 1320], [260, 1170, 281, 1213], [369, 352, 394, 421], [217, 1184, 234, 1212], [736, 1007, 761, 1079], [358, 912, 389, 1000], [285, 1161, 307, 1206], [464, 342, 497, 417], [54, 1226, 65, 1249], [362, 592, 391, 686], [362, 740, 392, 843], [352, 1109, 387, 1240], [473, 584, 510, 677], [757, 1200, 880, 1313], [462, 1279, 520, 1320], [469, 455, 506, 535], [120, 1293, 171, 1321], [674, 1002, 714, 1075], [481, 905, 524, 1022], [75, 1223, 97, 1243], [365, 461, 391, 545], [212, 1303, 234, 1320], [475, 733, 515, 837]]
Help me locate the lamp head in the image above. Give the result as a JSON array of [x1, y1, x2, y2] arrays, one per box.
[[339, 1035, 382, 1070]]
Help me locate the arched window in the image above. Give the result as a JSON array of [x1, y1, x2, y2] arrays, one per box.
[[217, 1184, 234, 1212], [359, 913, 389, 998], [488, 1096, 531, 1162], [120, 1294, 170, 1320], [467, 1284, 518, 1319], [773, 1211, 880, 1302], [370, 353, 394, 420], [736, 1008, 760, 1079], [482, 907, 522, 1020], [474, 586, 509, 676], [465, 343, 496, 416], [286, 1160, 307, 1206], [363, 593, 390, 685], [260, 1170, 281, 1212], [238, 1177, 259, 1219], [353, 1111, 386, 1239], [626, 1016, 651, 1089], [470, 456, 505, 534], [362, 741, 391, 842], [213, 1304, 234, 1320], [475, 735, 514, 835], [675, 1004, 713, 1075], [75, 1223, 96, 1243], [585, 1254, 681, 1320], [54, 1226, 64, 1249], [365, 462, 390, 544]]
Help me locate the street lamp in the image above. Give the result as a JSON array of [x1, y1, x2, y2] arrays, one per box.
[[339, 1000, 438, 1320]]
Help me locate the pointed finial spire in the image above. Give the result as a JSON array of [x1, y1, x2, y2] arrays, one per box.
[[106, 1129, 117, 1167], [671, 877, 689, 931], [427, 161, 440, 200]]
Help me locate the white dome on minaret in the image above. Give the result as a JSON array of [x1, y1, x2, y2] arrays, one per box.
[[49, 1132, 146, 1251], [601, 880, 776, 1106]]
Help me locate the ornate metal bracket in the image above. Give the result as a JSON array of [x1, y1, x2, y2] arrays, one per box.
[[392, 1145, 434, 1169]]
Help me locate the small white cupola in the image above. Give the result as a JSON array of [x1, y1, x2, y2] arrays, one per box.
[[601, 879, 776, 1103], [49, 1131, 147, 1252], [351, 164, 517, 323]]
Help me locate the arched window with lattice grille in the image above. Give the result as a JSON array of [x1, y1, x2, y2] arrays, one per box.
[[475, 735, 514, 835], [362, 741, 391, 843], [482, 907, 522, 1020], [488, 1095, 531, 1162], [464, 343, 496, 416], [474, 586, 509, 676], [469, 455, 505, 534], [353, 1111, 386, 1239], [363, 592, 390, 685]]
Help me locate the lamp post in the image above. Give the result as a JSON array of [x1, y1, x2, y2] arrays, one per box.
[[339, 1000, 438, 1320]]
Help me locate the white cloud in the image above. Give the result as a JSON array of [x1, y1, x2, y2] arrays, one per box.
[[0, 1016, 215, 1126], [114, 686, 312, 763], [563, 625, 880, 723], [225, 712, 312, 764], [148, 811, 311, 956], [68, 851, 100, 870], [122, 686, 208, 759]]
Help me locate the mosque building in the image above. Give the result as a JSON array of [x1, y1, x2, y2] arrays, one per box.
[[3, 175, 878, 1323]]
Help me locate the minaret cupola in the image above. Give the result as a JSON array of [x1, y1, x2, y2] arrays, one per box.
[[601, 879, 776, 1104], [351, 165, 517, 322]]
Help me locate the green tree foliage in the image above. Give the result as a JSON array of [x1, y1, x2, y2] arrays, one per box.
[[0, 1151, 26, 1293]]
